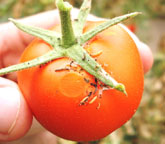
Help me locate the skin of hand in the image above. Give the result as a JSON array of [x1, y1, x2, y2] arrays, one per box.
[[0, 9, 153, 142]]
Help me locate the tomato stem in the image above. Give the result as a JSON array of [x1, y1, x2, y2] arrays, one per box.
[[56, 0, 76, 47]]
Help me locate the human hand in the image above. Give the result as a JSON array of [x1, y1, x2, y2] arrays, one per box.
[[0, 9, 153, 142]]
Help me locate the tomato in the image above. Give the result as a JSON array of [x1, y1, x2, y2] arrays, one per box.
[[17, 21, 144, 141], [127, 24, 136, 33]]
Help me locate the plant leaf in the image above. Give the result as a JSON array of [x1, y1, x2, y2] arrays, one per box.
[[0, 50, 63, 76], [9, 18, 61, 48], [79, 12, 141, 44], [74, 0, 92, 35]]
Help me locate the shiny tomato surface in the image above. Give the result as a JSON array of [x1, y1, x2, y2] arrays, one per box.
[[18, 21, 144, 141]]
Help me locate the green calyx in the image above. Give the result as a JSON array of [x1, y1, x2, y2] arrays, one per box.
[[0, 0, 141, 95]]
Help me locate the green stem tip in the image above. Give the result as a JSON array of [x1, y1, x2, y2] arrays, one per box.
[[56, 0, 76, 47], [56, 0, 72, 11]]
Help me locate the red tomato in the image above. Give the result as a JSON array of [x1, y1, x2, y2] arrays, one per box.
[[17, 21, 144, 141], [127, 24, 136, 33]]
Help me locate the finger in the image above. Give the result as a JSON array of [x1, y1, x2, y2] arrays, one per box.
[[0, 77, 32, 142], [15, 119, 57, 144], [136, 41, 153, 73], [119, 24, 153, 73]]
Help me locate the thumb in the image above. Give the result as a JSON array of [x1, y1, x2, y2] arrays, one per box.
[[119, 24, 153, 73], [0, 77, 32, 142]]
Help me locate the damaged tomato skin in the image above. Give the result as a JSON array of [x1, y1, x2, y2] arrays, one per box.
[[17, 21, 144, 141]]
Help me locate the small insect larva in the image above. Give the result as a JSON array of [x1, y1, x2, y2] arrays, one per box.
[[84, 78, 89, 83], [91, 50, 103, 57], [89, 96, 97, 104], [55, 68, 70, 72], [82, 53, 86, 61], [96, 103, 101, 110], [79, 97, 89, 106], [79, 91, 92, 106]]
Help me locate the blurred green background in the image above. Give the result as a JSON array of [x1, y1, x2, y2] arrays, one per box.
[[0, 0, 164, 144]]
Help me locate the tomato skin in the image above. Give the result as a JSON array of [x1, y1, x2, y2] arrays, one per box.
[[18, 21, 144, 141]]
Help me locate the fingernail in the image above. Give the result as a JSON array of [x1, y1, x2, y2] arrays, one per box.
[[0, 86, 20, 135]]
